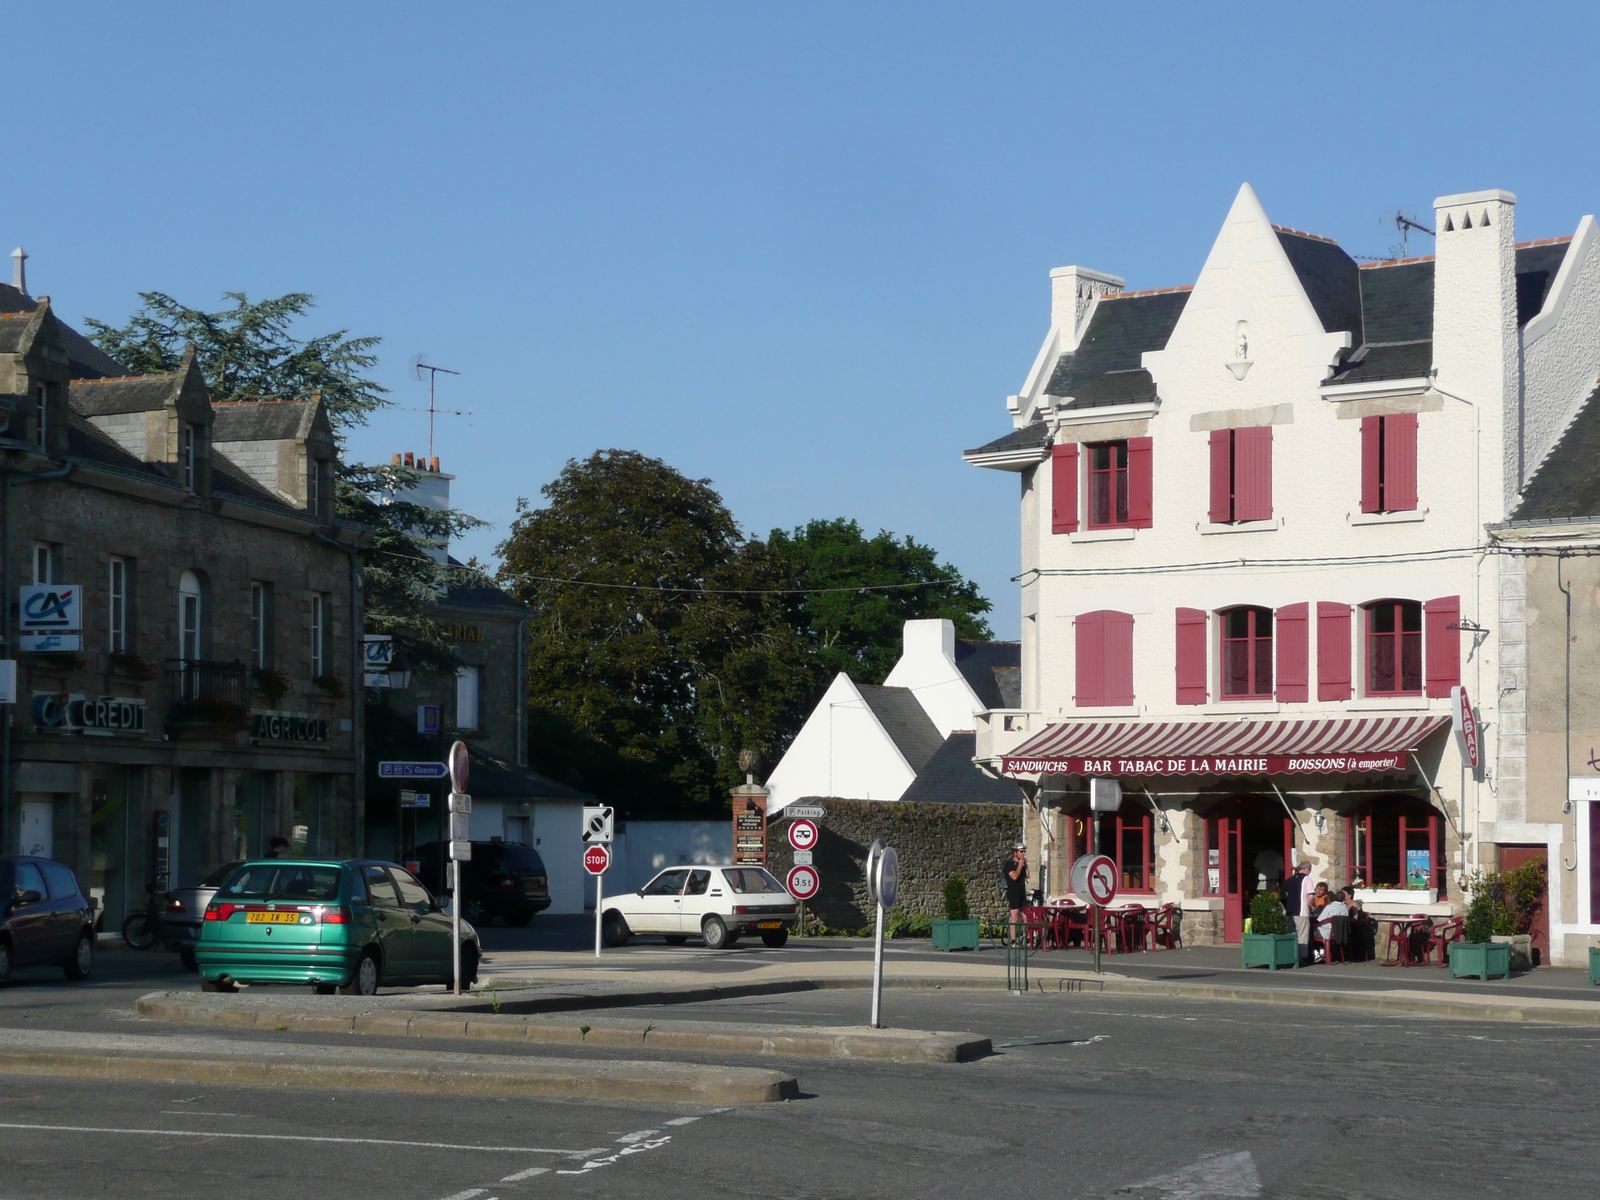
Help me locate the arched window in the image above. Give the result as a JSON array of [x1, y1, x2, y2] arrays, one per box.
[[1364, 599, 1422, 695], [1220, 606, 1273, 698]]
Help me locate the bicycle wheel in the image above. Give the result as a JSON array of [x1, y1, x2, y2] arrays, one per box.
[[122, 913, 158, 951]]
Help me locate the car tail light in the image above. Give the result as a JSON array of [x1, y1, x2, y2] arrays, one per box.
[[319, 906, 352, 925], [165, 898, 187, 914], [732, 905, 748, 914], [497, 878, 518, 890], [205, 903, 239, 922]]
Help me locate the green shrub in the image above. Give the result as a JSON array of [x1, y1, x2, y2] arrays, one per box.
[[942, 876, 970, 922], [1462, 870, 1501, 945], [886, 908, 932, 939], [1249, 889, 1287, 936], [1501, 859, 1547, 936]]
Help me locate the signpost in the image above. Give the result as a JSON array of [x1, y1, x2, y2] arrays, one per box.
[[865, 839, 899, 1029], [1071, 852, 1118, 975], [446, 741, 471, 995], [1452, 685, 1480, 776], [581, 805, 615, 845], [786, 819, 818, 852], [786, 863, 819, 900], [584, 844, 611, 958], [784, 804, 827, 821], [733, 795, 768, 865], [378, 761, 448, 780]]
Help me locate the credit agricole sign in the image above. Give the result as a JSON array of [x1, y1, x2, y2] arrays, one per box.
[[33, 693, 147, 734]]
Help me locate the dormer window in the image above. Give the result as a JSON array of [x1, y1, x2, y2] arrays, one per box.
[[179, 423, 200, 491], [307, 459, 324, 517], [34, 384, 48, 448]]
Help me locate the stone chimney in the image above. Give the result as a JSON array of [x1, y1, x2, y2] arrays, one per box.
[[1049, 266, 1124, 347], [1431, 188, 1518, 512]]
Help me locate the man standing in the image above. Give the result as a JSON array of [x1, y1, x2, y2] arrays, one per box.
[[1002, 844, 1028, 937], [1282, 859, 1313, 962]]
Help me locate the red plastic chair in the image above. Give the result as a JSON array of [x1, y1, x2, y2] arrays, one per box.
[[1020, 906, 1053, 950], [1118, 904, 1148, 952], [1381, 915, 1429, 966], [1146, 903, 1180, 950], [1421, 916, 1464, 967], [1059, 906, 1090, 950]]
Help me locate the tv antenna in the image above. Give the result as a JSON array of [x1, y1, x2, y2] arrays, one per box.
[[404, 356, 467, 460], [1391, 210, 1435, 260]]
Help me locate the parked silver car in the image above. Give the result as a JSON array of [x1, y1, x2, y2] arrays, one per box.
[[160, 861, 242, 969]]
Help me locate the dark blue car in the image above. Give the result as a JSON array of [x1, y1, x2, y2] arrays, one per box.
[[1, 856, 95, 985]]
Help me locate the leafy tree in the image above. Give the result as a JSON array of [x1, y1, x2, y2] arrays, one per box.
[[498, 450, 821, 816], [767, 517, 993, 683]]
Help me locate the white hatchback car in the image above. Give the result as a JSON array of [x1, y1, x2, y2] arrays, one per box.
[[601, 865, 798, 949]]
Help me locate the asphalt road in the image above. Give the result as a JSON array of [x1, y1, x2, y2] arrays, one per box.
[[2, 952, 1600, 1198]]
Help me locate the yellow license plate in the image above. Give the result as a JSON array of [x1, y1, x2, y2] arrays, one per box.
[[757, 921, 781, 929], [246, 911, 301, 924]]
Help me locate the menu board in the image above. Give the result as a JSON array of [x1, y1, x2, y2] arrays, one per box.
[[733, 795, 768, 865]]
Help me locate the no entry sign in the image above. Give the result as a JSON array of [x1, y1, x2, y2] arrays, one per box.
[[583, 844, 611, 876], [787, 819, 818, 851], [786, 864, 820, 901]]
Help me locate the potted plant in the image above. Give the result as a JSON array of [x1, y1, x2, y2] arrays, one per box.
[[931, 876, 981, 951], [109, 651, 159, 681], [1449, 871, 1513, 980], [252, 666, 290, 706], [167, 697, 250, 740], [312, 673, 346, 699], [1242, 889, 1298, 970]]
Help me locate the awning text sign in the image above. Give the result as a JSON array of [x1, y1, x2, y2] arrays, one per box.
[[1002, 752, 1411, 778]]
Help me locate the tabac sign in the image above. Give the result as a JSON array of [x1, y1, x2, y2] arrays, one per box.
[[1002, 753, 1411, 778]]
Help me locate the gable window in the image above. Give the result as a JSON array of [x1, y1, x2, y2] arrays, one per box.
[[310, 593, 327, 678], [1074, 610, 1135, 707], [179, 423, 200, 491], [108, 557, 128, 654], [1220, 606, 1273, 698], [1065, 802, 1154, 893], [307, 459, 324, 518], [250, 582, 271, 669], [34, 384, 48, 449], [1365, 600, 1422, 695], [1360, 414, 1418, 514], [1208, 427, 1273, 523]]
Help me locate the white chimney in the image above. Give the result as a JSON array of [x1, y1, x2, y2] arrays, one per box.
[[1049, 265, 1124, 347], [1431, 188, 1517, 513], [11, 246, 26, 294]]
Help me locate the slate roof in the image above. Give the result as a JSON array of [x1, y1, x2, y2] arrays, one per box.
[[66, 411, 171, 482], [897, 731, 1023, 806], [1516, 240, 1569, 324], [963, 420, 1048, 459], [0, 284, 127, 378], [440, 556, 530, 615], [212, 401, 311, 442], [463, 741, 594, 802], [1042, 290, 1188, 408], [952, 639, 1021, 711], [70, 374, 181, 415], [211, 451, 299, 512], [1513, 382, 1600, 520], [858, 685, 944, 774], [1277, 229, 1362, 338]]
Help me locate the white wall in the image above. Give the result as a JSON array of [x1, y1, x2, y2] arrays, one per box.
[[882, 619, 985, 735], [531, 802, 586, 914], [615, 821, 731, 893], [763, 673, 917, 813]]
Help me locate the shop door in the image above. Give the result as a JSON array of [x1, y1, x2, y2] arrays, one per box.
[[1498, 845, 1549, 967], [18, 798, 53, 858], [1214, 814, 1243, 942], [1209, 800, 1294, 943]]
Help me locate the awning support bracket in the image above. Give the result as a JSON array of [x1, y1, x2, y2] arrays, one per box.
[[1268, 781, 1310, 854], [1409, 751, 1468, 848], [1137, 784, 1170, 834]]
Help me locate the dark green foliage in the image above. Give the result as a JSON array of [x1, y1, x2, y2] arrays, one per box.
[[85, 291, 387, 429], [942, 876, 970, 922], [1500, 858, 1547, 936], [767, 518, 992, 683], [497, 450, 823, 816], [1462, 871, 1500, 945], [1249, 889, 1287, 936]]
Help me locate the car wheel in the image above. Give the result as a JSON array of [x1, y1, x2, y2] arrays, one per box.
[[601, 911, 631, 948], [63, 934, 94, 981], [180, 947, 198, 972], [464, 897, 490, 926], [663, 934, 689, 946], [122, 913, 158, 951], [339, 950, 381, 997], [760, 928, 789, 949], [0, 940, 11, 987], [200, 975, 237, 993], [701, 915, 730, 950]]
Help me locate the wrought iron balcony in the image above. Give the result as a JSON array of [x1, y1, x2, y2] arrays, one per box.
[[166, 659, 248, 706]]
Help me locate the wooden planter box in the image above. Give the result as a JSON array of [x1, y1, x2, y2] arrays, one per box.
[[1449, 941, 1512, 980], [931, 918, 981, 952], [1242, 931, 1299, 970]]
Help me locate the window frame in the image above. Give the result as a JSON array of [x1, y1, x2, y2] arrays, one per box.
[[108, 556, 128, 654], [1085, 440, 1131, 530], [1063, 803, 1156, 895], [250, 582, 271, 669], [179, 423, 198, 491], [34, 383, 48, 448], [1218, 605, 1274, 699], [1346, 799, 1444, 894], [456, 665, 481, 731], [1364, 599, 1423, 697], [310, 593, 326, 679]]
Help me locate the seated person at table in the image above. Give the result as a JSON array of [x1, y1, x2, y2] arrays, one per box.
[[1312, 895, 1349, 961], [1309, 881, 1332, 915], [1340, 886, 1373, 959]]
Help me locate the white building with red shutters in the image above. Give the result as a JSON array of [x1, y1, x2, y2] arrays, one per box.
[[964, 183, 1600, 959]]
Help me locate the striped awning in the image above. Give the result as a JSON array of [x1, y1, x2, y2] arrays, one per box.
[[1000, 714, 1451, 778]]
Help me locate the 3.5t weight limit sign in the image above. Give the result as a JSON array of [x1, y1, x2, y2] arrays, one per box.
[[787, 819, 818, 851], [786, 864, 820, 901]]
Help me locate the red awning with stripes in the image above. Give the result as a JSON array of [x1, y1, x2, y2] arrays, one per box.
[[1000, 714, 1451, 778]]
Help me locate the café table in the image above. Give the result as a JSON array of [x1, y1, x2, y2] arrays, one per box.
[[1377, 915, 1431, 966]]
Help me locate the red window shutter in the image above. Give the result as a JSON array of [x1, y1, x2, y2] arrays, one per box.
[[1384, 412, 1418, 512], [1360, 416, 1382, 513], [1051, 443, 1079, 534], [1208, 429, 1232, 523], [1317, 602, 1352, 701], [1275, 602, 1308, 703], [1074, 610, 1106, 707], [1424, 595, 1460, 698], [1105, 611, 1135, 705], [1126, 437, 1153, 528], [1175, 608, 1208, 705], [1233, 426, 1273, 522]]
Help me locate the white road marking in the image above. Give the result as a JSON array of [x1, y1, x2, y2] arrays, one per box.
[[499, 1166, 550, 1181], [1124, 1150, 1261, 1198], [0, 1122, 602, 1155], [662, 1116, 701, 1126], [159, 1111, 239, 1116], [439, 1191, 489, 1200]]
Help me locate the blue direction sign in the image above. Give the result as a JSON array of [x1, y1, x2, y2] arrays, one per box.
[[378, 761, 448, 780]]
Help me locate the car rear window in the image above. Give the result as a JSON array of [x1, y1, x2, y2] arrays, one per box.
[[218, 864, 344, 902], [722, 868, 785, 894], [499, 846, 545, 873], [40, 861, 80, 900], [199, 862, 242, 888]]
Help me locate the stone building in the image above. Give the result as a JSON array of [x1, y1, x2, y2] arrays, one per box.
[[0, 276, 363, 927], [964, 184, 1600, 961]]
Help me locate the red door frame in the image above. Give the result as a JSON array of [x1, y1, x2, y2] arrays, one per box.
[[1207, 799, 1294, 943]]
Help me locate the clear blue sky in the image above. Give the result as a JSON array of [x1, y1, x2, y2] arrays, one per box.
[[17, 4, 1600, 637]]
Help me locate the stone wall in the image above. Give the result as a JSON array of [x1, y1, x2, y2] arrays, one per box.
[[766, 799, 1023, 929]]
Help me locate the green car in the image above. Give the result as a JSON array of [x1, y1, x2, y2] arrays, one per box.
[[196, 859, 480, 995]]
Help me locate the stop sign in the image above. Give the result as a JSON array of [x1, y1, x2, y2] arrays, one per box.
[[583, 844, 611, 876]]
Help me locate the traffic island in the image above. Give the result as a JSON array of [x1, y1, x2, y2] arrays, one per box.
[[0, 1028, 797, 1104], [136, 993, 992, 1062]]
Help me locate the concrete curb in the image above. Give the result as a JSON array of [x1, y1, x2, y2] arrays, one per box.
[[0, 1044, 797, 1104], [136, 994, 990, 1062]]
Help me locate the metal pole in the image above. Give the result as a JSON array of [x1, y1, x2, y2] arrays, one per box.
[[594, 868, 604, 958], [451, 858, 461, 996], [1092, 902, 1102, 975], [871, 899, 885, 1028]]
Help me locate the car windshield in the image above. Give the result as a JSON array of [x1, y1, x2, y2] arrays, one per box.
[[217, 863, 344, 902], [722, 867, 785, 894]]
